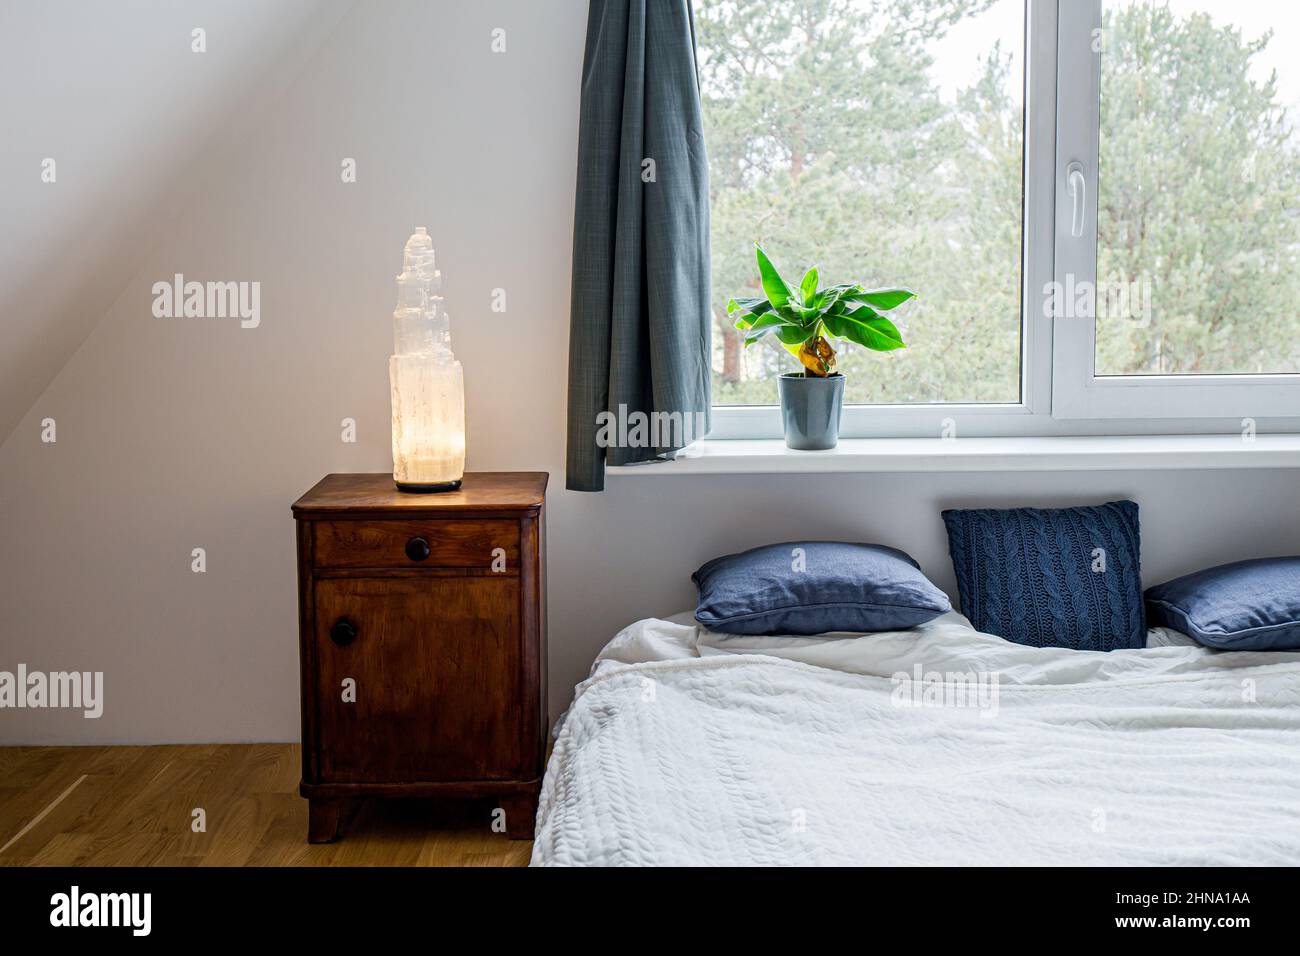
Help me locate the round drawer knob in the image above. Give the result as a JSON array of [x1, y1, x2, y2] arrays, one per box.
[[405, 536, 432, 561], [330, 618, 358, 646]]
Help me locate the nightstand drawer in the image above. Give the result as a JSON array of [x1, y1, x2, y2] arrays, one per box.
[[314, 519, 518, 570]]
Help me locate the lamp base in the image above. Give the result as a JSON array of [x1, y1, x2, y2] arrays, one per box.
[[394, 478, 463, 494]]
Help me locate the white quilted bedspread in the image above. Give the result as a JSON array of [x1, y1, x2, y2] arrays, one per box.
[[531, 613, 1300, 866]]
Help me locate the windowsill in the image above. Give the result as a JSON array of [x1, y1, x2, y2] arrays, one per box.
[[606, 434, 1300, 476]]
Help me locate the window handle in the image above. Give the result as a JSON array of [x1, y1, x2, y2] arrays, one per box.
[[1067, 162, 1087, 238]]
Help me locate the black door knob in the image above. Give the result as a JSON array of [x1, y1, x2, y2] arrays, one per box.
[[330, 618, 357, 646], [405, 536, 432, 561]]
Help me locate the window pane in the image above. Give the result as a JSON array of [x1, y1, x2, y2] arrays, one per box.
[[699, 0, 1025, 406], [1096, 1, 1300, 375]]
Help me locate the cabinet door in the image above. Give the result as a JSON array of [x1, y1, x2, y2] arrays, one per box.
[[313, 576, 523, 782]]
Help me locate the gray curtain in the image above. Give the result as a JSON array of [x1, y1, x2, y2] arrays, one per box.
[[565, 0, 712, 492]]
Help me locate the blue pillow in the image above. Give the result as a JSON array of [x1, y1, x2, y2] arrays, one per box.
[[692, 541, 951, 636], [942, 500, 1144, 651], [1145, 557, 1300, 651]]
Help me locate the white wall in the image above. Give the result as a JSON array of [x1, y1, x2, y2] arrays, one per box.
[[0, 0, 352, 443], [2, 0, 1298, 745]]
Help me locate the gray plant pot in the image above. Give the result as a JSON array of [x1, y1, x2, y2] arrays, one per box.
[[778, 372, 845, 450]]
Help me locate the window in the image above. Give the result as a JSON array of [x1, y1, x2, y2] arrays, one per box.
[[699, 0, 1027, 408], [697, 0, 1300, 437], [1053, 0, 1300, 419]]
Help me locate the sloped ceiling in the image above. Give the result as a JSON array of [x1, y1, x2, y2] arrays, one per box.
[[0, 0, 353, 443]]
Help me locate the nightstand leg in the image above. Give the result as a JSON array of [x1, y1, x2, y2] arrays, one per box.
[[500, 789, 540, 840], [308, 797, 354, 844]]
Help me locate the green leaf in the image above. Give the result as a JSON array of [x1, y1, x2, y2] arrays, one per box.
[[815, 283, 859, 314], [775, 324, 817, 346], [736, 312, 787, 335], [840, 287, 915, 311], [827, 299, 879, 320], [727, 296, 771, 316], [823, 308, 907, 351], [799, 267, 819, 306], [754, 245, 792, 311], [841, 305, 906, 343]]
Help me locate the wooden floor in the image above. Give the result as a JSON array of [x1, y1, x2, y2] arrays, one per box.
[[0, 745, 531, 866]]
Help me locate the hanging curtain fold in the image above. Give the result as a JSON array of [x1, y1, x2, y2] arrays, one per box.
[[565, 0, 712, 492]]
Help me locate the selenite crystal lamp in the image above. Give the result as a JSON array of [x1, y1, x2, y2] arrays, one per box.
[[389, 227, 465, 492]]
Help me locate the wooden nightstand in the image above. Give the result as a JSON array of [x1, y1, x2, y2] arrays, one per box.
[[291, 472, 547, 843]]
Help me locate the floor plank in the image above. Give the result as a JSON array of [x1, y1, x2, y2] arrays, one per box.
[[0, 745, 531, 867]]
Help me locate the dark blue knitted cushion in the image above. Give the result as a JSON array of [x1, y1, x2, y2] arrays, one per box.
[[942, 500, 1144, 651], [693, 541, 951, 636]]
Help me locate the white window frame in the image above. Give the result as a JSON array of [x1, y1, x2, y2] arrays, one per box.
[[707, 0, 1300, 441], [1052, 0, 1300, 420]]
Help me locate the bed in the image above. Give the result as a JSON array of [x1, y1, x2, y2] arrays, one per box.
[[532, 612, 1300, 865]]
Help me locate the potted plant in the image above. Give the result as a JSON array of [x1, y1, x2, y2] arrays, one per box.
[[728, 245, 914, 450]]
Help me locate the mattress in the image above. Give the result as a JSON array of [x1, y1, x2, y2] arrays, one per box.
[[533, 612, 1300, 865]]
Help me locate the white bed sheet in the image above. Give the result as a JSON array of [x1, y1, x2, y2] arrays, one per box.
[[533, 612, 1300, 865]]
